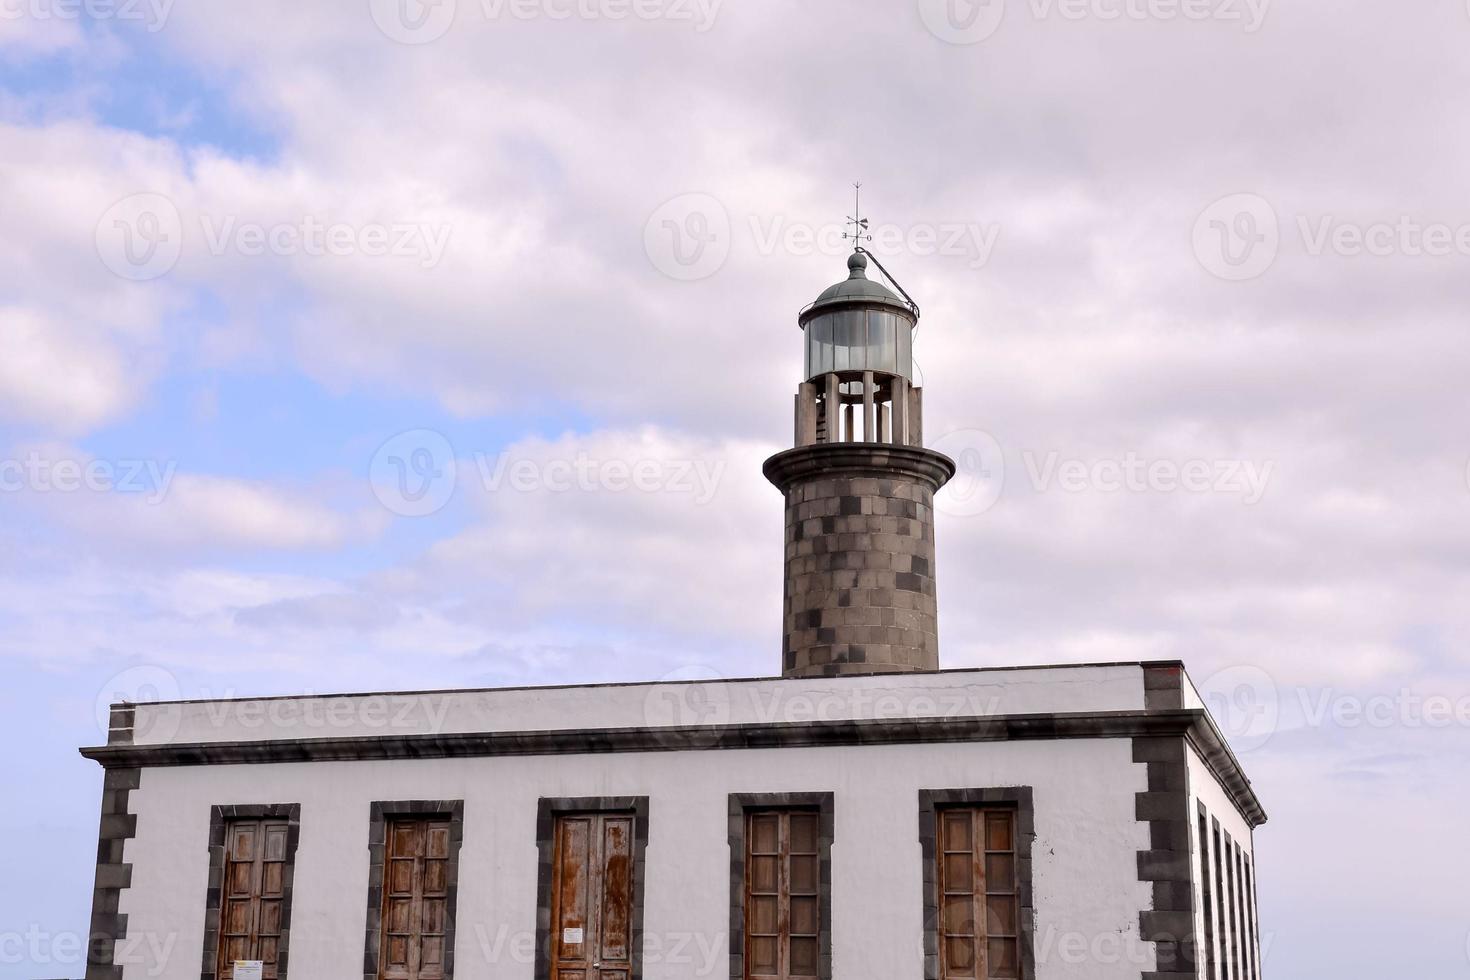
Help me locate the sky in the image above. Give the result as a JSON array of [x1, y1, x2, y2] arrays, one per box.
[[1, 0, 1468, 976]]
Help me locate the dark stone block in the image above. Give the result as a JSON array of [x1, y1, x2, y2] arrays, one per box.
[[1137, 791, 1188, 823], [1141, 911, 1196, 942], [1138, 849, 1192, 883], [895, 571, 923, 592]]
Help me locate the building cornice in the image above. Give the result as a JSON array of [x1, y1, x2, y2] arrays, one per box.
[[763, 443, 956, 492], [80, 707, 1266, 827]]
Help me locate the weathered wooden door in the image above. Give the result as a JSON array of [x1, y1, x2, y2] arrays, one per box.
[[379, 817, 452, 980], [549, 812, 636, 980], [216, 818, 289, 979]]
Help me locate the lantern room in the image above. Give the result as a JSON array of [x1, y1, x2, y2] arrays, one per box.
[[793, 250, 926, 447]]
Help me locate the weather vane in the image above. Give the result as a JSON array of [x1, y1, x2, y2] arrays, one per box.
[[844, 181, 872, 248]]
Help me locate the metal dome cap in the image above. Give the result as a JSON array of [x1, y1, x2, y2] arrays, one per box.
[[798, 250, 916, 327], [798, 250, 919, 383]]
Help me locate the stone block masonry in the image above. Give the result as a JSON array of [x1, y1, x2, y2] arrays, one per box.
[[764, 444, 955, 677]]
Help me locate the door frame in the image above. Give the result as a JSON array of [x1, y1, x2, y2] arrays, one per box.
[[534, 797, 650, 980], [361, 800, 466, 980], [199, 803, 302, 980]]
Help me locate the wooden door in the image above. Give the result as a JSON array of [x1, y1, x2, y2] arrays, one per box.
[[217, 818, 289, 979], [549, 812, 636, 980], [936, 808, 1019, 980], [379, 817, 452, 980]]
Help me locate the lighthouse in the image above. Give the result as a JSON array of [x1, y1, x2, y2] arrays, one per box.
[[764, 243, 956, 678]]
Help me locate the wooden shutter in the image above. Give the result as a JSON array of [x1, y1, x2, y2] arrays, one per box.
[[216, 818, 289, 979], [744, 810, 821, 980], [379, 817, 452, 980], [936, 808, 1019, 980]]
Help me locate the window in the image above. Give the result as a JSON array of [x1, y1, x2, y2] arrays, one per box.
[[814, 316, 833, 376], [1210, 820, 1227, 980], [896, 313, 912, 378], [935, 808, 1020, 979], [744, 810, 822, 980], [1230, 843, 1259, 980], [1197, 806, 1219, 980], [1225, 835, 1241, 980], [728, 794, 833, 980], [378, 818, 453, 979], [802, 310, 913, 382], [920, 789, 1033, 980], [216, 817, 290, 978], [1242, 855, 1260, 980]]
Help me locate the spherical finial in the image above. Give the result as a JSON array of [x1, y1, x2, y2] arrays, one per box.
[[847, 250, 869, 278]]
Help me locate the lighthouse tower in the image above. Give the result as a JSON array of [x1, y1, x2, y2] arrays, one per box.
[[764, 243, 955, 678]]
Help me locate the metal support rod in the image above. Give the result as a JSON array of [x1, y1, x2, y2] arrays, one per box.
[[856, 247, 920, 320]]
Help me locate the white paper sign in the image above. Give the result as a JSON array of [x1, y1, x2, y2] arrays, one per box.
[[233, 963, 264, 980], [562, 927, 584, 944]]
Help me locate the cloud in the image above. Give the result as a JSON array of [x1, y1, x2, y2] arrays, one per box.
[[6, 443, 381, 553], [0, 307, 137, 432], [156, 472, 371, 549], [410, 427, 779, 661], [0, 121, 190, 435], [232, 591, 401, 631], [0, 9, 81, 54]]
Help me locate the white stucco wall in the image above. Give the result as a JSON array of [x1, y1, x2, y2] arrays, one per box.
[[125, 664, 1154, 746], [114, 737, 1153, 980]]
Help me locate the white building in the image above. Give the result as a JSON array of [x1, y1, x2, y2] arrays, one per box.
[[82, 250, 1266, 980]]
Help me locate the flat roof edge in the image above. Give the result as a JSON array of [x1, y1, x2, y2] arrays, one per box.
[[106, 660, 1187, 709]]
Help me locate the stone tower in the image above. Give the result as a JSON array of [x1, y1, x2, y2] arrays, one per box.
[[764, 250, 955, 678]]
